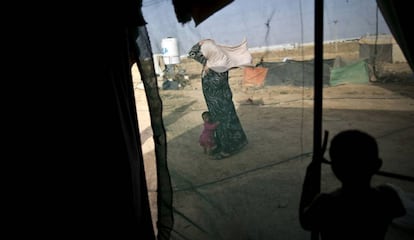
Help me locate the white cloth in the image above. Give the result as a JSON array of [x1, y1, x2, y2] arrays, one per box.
[[200, 38, 253, 73]]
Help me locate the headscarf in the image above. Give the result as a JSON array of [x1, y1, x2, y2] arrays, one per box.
[[199, 39, 253, 72]]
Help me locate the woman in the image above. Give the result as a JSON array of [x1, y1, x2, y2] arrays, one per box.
[[188, 39, 252, 159]]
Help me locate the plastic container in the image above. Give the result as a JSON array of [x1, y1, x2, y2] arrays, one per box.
[[161, 37, 180, 65]]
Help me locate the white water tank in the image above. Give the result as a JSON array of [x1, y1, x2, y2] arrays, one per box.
[[161, 37, 180, 65]]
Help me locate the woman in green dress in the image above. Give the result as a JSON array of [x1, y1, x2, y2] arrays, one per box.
[[188, 39, 252, 159]]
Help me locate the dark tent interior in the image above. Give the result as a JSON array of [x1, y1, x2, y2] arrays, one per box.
[[12, 0, 413, 239]]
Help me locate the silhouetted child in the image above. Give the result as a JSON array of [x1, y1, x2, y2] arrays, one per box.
[[199, 111, 219, 155], [299, 129, 406, 240]]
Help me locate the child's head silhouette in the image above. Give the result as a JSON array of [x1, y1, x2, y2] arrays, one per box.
[[329, 130, 382, 185], [202, 111, 211, 122]]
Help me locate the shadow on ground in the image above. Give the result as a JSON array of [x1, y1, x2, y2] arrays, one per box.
[[145, 95, 414, 239]]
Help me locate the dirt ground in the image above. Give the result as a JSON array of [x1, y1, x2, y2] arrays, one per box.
[[132, 47, 414, 239]]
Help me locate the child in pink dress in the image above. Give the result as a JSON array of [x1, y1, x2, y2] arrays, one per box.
[[199, 111, 220, 155]]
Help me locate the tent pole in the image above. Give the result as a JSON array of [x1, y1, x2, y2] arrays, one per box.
[[311, 0, 324, 239]]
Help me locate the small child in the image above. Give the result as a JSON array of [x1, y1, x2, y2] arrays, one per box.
[[299, 129, 406, 239], [199, 111, 220, 155]]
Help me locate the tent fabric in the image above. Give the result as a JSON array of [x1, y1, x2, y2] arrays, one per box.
[[243, 67, 268, 87], [17, 26, 157, 239], [359, 43, 393, 64], [330, 59, 370, 86], [258, 59, 334, 87], [172, 0, 234, 26], [129, 26, 174, 239], [12, 1, 168, 239], [244, 58, 370, 88]]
